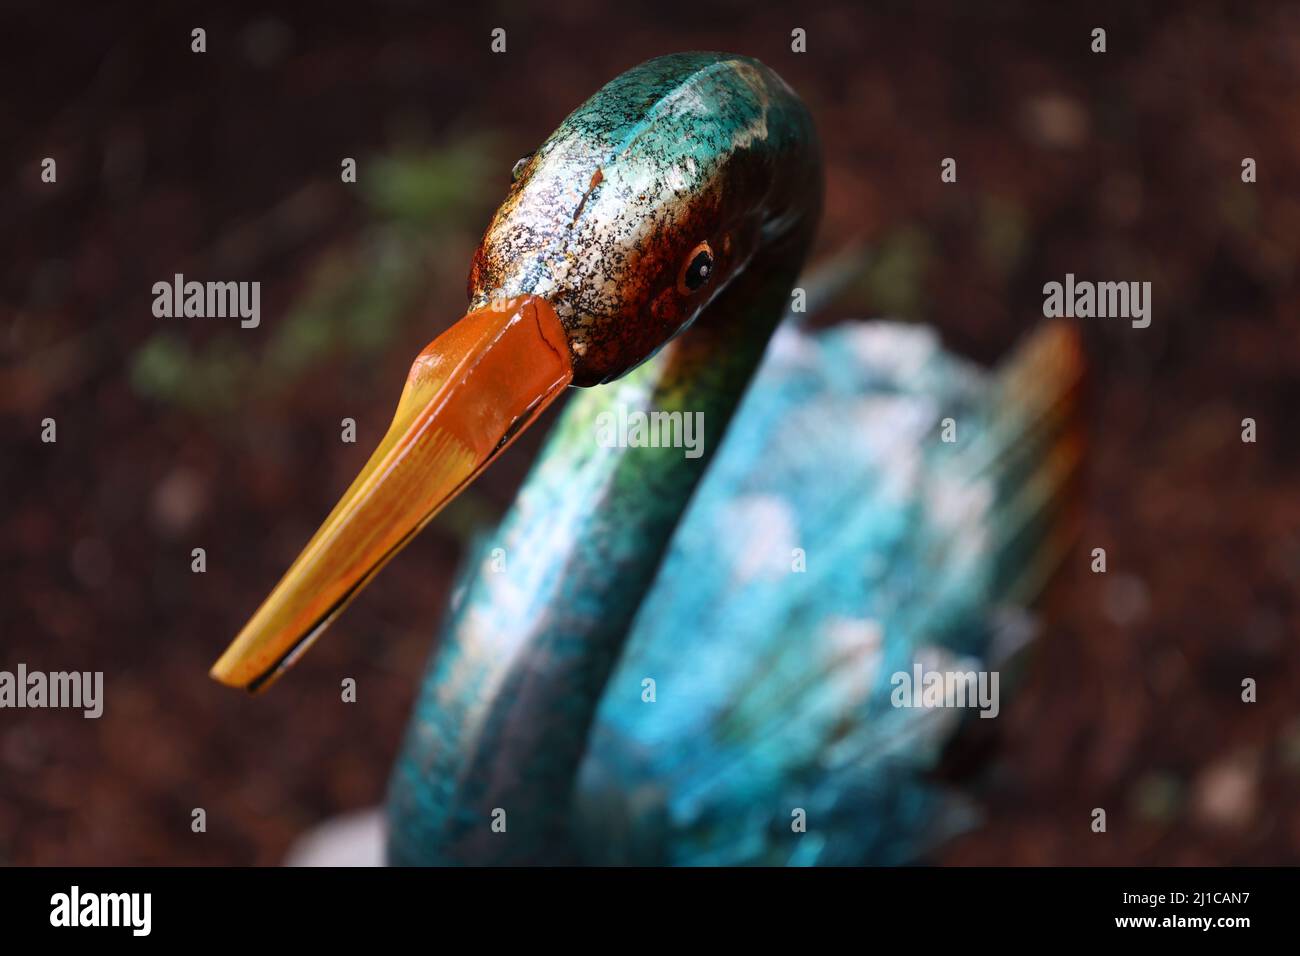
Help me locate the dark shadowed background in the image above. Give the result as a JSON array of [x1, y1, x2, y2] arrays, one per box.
[[3, 1, 1298, 864]]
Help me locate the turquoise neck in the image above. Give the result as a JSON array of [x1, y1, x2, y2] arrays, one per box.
[[386, 255, 806, 864], [383, 51, 822, 864]]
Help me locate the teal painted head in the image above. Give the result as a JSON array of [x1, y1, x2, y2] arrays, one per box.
[[470, 52, 822, 385]]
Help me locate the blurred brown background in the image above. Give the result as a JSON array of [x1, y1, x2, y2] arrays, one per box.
[[2, 1, 1298, 865]]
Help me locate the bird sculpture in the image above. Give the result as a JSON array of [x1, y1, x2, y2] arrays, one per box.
[[210, 52, 1083, 865]]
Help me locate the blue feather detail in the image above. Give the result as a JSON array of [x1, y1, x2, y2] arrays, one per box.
[[390, 314, 1082, 865]]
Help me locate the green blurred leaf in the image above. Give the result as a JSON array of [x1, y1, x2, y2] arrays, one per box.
[[978, 195, 1028, 279], [362, 136, 500, 228], [131, 138, 506, 415], [860, 227, 932, 318], [129, 334, 252, 412]]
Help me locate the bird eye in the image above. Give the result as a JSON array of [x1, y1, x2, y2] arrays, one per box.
[[511, 153, 534, 183], [677, 242, 715, 294]]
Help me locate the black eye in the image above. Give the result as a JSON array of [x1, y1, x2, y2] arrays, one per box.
[[511, 153, 533, 183], [677, 242, 715, 294]]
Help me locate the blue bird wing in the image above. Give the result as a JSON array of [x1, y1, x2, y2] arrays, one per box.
[[575, 318, 1083, 864]]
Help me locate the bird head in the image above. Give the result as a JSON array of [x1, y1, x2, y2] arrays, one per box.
[[470, 53, 818, 385], [210, 52, 819, 691]]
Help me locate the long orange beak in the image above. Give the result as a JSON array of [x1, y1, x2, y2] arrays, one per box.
[[210, 296, 572, 692]]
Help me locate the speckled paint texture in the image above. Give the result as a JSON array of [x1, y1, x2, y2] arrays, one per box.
[[468, 51, 822, 385], [386, 52, 1082, 865], [390, 51, 822, 864]]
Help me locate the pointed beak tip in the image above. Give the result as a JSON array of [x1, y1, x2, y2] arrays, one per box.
[[208, 296, 573, 694], [207, 654, 255, 692]]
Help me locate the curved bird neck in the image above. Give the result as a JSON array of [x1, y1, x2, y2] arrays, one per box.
[[387, 247, 809, 864], [385, 52, 822, 864]]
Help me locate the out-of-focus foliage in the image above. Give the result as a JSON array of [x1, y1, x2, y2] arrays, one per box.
[[857, 226, 932, 319], [129, 137, 499, 413]]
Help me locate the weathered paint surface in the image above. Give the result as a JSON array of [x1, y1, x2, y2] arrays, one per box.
[[469, 51, 822, 385], [387, 52, 1083, 866], [389, 52, 822, 864]]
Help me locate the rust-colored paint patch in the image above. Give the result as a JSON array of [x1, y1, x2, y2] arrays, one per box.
[[572, 167, 604, 222]]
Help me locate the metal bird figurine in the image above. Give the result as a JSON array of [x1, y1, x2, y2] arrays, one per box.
[[211, 52, 1083, 865]]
